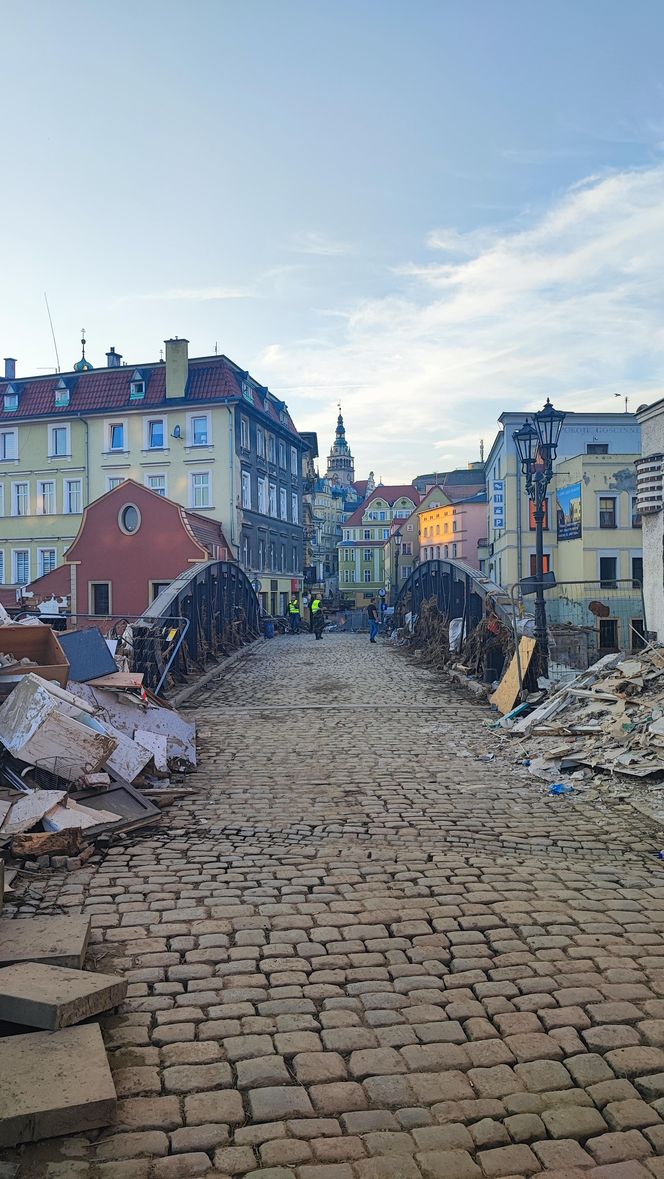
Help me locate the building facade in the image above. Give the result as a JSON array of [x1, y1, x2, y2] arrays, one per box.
[[339, 485, 420, 606], [301, 410, 366, 599], [484, 411, 641, 590], [23, 479, 232, 618], [0, 340, 306, 611], [636, 399, 664, 639], [419, 491, 488, 569]]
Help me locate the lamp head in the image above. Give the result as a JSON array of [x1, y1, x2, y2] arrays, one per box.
[[534, 398, 565, 464]]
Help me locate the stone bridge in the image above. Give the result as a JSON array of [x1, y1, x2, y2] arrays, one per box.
[[6, 630, 664, 1179]]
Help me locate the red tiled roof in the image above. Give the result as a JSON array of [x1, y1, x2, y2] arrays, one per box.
[[344, 485, 420, 527], [0, 354, 301, 437], [182, 509, 232, 556]]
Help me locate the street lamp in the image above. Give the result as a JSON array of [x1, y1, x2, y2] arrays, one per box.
[[392, 528, 403, 606], [513, 399, 565, 674]]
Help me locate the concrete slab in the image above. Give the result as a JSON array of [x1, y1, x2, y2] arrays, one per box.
[[0, 962, 127, 1029], [0, 1023, 117, 1147], [0, 916, 90, 969]]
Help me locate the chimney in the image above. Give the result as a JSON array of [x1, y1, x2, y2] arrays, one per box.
[[4, 359, 16, 380], [165, 337, 189, 399], [106, 347, 122, 368]]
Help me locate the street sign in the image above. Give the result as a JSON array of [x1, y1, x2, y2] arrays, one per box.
[[251, 579, 262, 593], [378, 588, 386, 597], [519, 571, 556, 596], [492, 480, 505, 529]]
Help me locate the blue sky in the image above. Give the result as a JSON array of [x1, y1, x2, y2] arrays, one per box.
[[2, 0, 664, 479]]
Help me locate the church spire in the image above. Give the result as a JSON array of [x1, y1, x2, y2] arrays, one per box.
[[326, 403, 355, 487]]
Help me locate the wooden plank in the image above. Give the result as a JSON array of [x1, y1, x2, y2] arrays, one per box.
[[134, 730, 169, 775], [0, 675, 117, 781], [1, 791, 67, 837], [103, 724, 152, 784], [490, 637, 537, 715], [87, 672, 144, 690], [70, 682, 197, 766]]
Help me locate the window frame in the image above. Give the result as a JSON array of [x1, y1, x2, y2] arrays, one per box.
[[599, 495, 618, 529], [145, 473, 167, 497], [268, 481, 277, 518], [108, 420, 127, 453], [12, 480, 29, 516], [0, 428, 18, 461], [240, 416, 250, 451], [278, 440, 286, 468], [12, 548, 30, 585], [256, 427, 265, 458], [89, 581, 112, 616], [599, 553, 618, 589], [64, 478, 83, 514], [37, 479, 56, 515], [291, 492, 299, 524], [279, 487, 288, 520], [190, 471, 211, 510], [257, 477, 267, 514], [267, 434, 276, 464], [38, 548, 57, 578], [106, 476, 124, 492], [48, 422, 71, 458], [241, 470, 252, 510], [290, 446, 298, 475], [145, 417, 166, 451], [187, 412, 211, 448]]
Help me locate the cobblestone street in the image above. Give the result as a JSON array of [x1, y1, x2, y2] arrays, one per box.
[[10, 632, 664, 1179]]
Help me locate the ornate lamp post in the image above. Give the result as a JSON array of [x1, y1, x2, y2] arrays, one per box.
[[392, 528, 403, 606], [513, 399, 565, 674]]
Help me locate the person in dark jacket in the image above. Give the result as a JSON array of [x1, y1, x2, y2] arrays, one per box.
[[367, 597, 379, 643]]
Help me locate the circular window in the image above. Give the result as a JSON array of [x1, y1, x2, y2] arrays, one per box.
[[118, 504, 141, 535]]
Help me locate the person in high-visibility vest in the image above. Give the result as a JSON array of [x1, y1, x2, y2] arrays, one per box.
[[288, 597, 301, 634], [311, 593, 325, 640]]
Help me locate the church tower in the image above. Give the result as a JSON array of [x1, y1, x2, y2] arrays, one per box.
[[326, 406, 355, 487]]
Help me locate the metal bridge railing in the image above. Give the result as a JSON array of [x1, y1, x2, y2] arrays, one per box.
[[394, 559, 510, 639]]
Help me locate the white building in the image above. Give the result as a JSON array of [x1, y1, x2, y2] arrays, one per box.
[[636, 400, 664, 639]]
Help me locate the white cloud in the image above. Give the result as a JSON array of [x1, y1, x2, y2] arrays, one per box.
[[119, 286, 254, 303], [257, 165, 664, 481], [289, 230, 352, 256]]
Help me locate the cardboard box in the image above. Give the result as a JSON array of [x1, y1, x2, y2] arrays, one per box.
[[0, 626, 70, 688]]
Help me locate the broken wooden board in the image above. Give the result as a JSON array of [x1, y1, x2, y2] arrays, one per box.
[[1, 790, 66, 838], [134, 729, 169, 775], [86, 671, 144, 690], [0, 962, 127, 1030], [70, 681, 197, 766], [43, 800, 123, 832], [0, 674, 117, 782], [0, 1023, 116, 1147], [0, 915, 90, 969], [490, 637, 537, 715], [103, 722, 153, 783], [58, 628, 117, 682]]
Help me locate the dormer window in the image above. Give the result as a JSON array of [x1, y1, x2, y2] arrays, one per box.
[[130, 371, 146, 401], [55, 379, 70, 408], [241, 380, 253, 404], [3, 386, 18, 412]]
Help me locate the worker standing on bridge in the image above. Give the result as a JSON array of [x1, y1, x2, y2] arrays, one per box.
[[288, 596, 301, 634], [311, 592, 325, 640]]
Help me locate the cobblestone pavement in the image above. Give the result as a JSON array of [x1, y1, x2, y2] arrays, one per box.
[[8, 633, 664, 1179]]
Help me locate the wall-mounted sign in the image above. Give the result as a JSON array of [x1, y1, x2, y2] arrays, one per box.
[[492, 480, 505, 529], [556, 481, 582, 540]]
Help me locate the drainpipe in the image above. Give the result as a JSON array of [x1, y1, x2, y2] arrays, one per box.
[[226, 405, 238, 556], [516, 449, 523, 582]]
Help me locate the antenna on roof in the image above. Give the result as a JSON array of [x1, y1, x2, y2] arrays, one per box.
[[214, 341, 218, 354], [480, 438, 485, 462], [43, 292, 61, 373]]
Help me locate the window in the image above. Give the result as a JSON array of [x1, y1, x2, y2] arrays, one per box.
[[37, 480, 55, 514], [64, 479, 82, 514], [151, 581, 170, 601], [599, 496, 617, 528], [130, 379, 145, 400], [119, 504, 141, 533], [363, 569, 372, 582], [452, 543, 457, 558], [632, 556, 643, 588], [242, 535, 250, 566], [240, 417, 250, 450], [291, 446, 298, 474], [12, 482, 28, 516], [269, 482, 277, 517], [401, 566, 412, 578], [257, 477, 267, 514], [38, 549, 56, 577], [600, 555, 618, 588], [191, 415, 209, 446], [90, 582, 111, 615], [364, 529, 371, 540], [280, 544, 285, 572], [48, 425, 69, 457], [268, 435, 276, 464], [343, 569, 350, 583], [107, 476, 124, 491], [632, 618, 646, 650], [3, 390, 17, 412], [191, 472, 211, 509], [452, 520, 458, 532], [0, 429, 17, 460], [13, 550, 29, 585], [146, 474, 166, 496], [632, 496, 641, 528], [383, 529, 389, 539], [241, 379, 253, 403], [242, 470, 252, 509], [257, 427, 265, 458], [444, 521, 449, 533], [0, 551, 4, 582], [529, 553, 551, 575], [379, 511, 386, 521], [587, 443, 609, 455], [147, 419, 165, 449], [269, 541, 276, 570], [599, 618, 619, 651], [291, 493, 299, 524], [529, 497, 549, 530], [279, 441, 286, 468], [258, 539, 265, 569], [54, 381, 69, 408], [280, 487, 287, 520], [444, 545, 449, 557], [363, 548, 372, 561], [402, 542, 412, 555], [109, 422, 125, 451], [292, 545, 297, 572]]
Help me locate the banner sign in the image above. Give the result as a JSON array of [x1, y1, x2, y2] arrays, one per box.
[[556, 481, 582, 540], [492, 480, 505, 529]]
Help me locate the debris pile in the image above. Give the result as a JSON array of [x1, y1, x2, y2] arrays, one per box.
[[497, 647, 664, 794]]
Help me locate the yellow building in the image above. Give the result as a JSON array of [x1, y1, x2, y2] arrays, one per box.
[[339, 485, 419, 606]]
